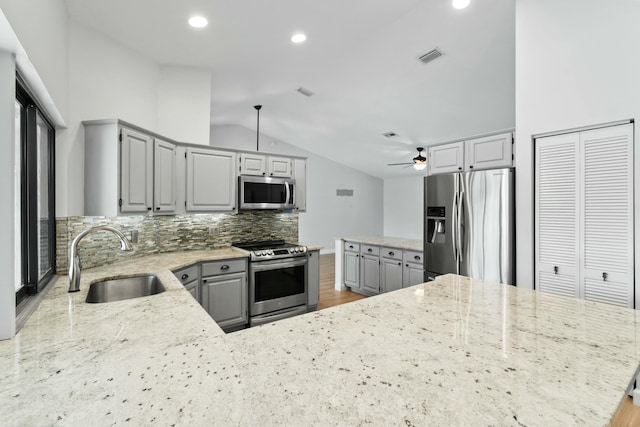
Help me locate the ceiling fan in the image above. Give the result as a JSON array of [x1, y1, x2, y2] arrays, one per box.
[[387, 147, 427, 171]]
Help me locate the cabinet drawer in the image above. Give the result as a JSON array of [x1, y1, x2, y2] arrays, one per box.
[[361, 245, 379, 256], [381, 247, 402, 260], [344, 241, 360, 252], [403, 250, 423, 265], [173, 264, 199, 285], [202, 258, 247, 276]]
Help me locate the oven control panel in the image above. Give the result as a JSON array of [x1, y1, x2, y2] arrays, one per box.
[[251, 246, 307, 261]]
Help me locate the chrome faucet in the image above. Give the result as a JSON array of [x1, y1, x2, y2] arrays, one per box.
[[68, 226, 133, 292]]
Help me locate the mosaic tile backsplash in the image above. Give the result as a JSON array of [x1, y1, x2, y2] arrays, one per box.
[[56, 211, 298, 274]]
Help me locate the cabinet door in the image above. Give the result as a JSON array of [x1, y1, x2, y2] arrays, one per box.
[[202, 272, 248, 329], [465, 133, 513, 171], [153, 139, 176, 214], [535, 133, 580, 297], [184, 279, 200, 304], [580, 124, 633, 307], [361, 254, 380, 294], [293, 158, 306, 211], [240, 153, 266, 176], [428, 141, 464, 175], [307, 250, 320, 308], [381, 258, 403, 293], [344, 251, 360, 289], [186, 148, 236, 211], [120, 127, 153, 213], [403, 263, 424, 287], [268, 156, 292, 177]]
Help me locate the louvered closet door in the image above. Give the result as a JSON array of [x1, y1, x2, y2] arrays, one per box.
[[580, 124, 634, 307], [535, 133, 580, 297]]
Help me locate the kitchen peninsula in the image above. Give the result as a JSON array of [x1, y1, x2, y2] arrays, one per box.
[[1, 252, 638, 425]]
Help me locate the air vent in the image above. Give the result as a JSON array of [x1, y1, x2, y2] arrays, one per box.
[[336, 189, 354, 197], [418, 48, 443, 64], [382, 132, 397, 138], [296, 87, 315, 97]]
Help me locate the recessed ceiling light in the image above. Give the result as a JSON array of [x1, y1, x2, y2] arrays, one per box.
[[291, 33, 307, 43], [188, 16, 208, 28], [452, 0, 470, 9]]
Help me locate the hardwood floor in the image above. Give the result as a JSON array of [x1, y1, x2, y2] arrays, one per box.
[[317, 253, 366, 311], [316, 253, 639, 425]]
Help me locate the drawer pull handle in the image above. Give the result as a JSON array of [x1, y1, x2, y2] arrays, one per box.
[[389, 252, 395, 256], [414, 255, 421, 260], [349, 245, 354, 249], [368, 248, 373, 253], [553, 266, 558, 275], [602, 272, 608, 281], [221, 265, 230, 270], [181, 274, 189, 280]]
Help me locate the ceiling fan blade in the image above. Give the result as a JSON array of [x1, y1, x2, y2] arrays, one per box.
[[387, 162, 413, 166], [403, 164, 416, 169]]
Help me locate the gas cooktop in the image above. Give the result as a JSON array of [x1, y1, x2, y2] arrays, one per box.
[[233, 240, 307, 261]]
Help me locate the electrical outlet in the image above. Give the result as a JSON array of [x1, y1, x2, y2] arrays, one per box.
[[130, 230, 139, 243], [208, 226, 219, 237]]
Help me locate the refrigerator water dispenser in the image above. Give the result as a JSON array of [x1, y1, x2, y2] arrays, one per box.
[[426, 206, 446, 244]]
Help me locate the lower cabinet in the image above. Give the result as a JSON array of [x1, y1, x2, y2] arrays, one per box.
[[173, 264, 201, 305], [201, 259, 248, 331], [381, 247, 403, 293], [342, 241, 424, 295], [307, 250, 320, 310]]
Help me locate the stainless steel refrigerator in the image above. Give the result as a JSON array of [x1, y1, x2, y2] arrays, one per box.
[[424, 168, 515, 284]]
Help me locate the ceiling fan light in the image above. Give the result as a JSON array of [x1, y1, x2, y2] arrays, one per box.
[[413, 161, 427, 171]]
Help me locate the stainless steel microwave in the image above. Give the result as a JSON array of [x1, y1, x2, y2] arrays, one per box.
[[239, 176, 296, 210]]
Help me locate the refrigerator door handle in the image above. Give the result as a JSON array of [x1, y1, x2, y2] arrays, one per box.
[[457, 191, 464, 260], [451, 191, 458, 261]]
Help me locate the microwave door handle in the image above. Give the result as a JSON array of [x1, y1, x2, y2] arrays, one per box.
[[285, 181, 291, 204]]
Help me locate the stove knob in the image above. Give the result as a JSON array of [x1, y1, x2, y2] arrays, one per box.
[[257, 251, 264, 256], [268, 250, 273, 255]]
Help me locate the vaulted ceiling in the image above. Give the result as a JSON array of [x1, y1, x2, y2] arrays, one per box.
[[65, 0, 515, 178]]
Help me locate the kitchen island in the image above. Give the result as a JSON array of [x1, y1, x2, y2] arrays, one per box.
[[1, 253, 638, 425]]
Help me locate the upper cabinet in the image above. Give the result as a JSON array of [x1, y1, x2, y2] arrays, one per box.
[[185, 147, 236, 212], [293, 158, 306, 212], [240, 153, 292, 178], [427, 141, 464, 175], [464, 133, 513, 171], [85, 121, 177, 216], [428, 132, 513, 175]]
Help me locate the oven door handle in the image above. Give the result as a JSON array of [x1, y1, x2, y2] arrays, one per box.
[[251, 257, 307, 272]]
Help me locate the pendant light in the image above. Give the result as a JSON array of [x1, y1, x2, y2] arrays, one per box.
[[413, 147, 427, 171], [254, 105, 262, 151]]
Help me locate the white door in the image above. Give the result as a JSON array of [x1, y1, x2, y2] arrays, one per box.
[[240, 153, 266, 176], [186, 148, 237, 211], [267, 156, 292, 177], [580, 124, 634, 307], [535, 132, 580, 298], [293, 158, 306, 211], [120, 128, 153, 213], [153, 139, 176, 214]]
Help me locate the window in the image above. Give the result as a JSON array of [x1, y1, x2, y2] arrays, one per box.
[[15, 76, 56, 306]]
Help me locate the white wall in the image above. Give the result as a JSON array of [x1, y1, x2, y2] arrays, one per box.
[[515, 0, 640, 288], [211, 124, 384, 252], [383, 176, 423, 239], [158, 65, 211, 145]]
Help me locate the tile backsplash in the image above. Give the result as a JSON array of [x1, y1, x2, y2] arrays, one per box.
[[56, 211, 298, 274]]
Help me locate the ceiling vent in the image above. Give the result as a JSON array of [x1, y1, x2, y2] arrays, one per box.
[[382, 131, 398, 138], [296, 87, 315, 97], [418, 48, 443, 64]]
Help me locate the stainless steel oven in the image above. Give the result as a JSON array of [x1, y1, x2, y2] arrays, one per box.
[[234, 240, 308, 326]]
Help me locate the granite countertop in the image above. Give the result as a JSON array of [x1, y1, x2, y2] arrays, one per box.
[[2, 251, 639, 426], [342, 236, 423, 251]]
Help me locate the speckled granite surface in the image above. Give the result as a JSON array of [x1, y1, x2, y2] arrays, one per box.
[[2, 259, 639, 425], [342, 236, 423, 251]]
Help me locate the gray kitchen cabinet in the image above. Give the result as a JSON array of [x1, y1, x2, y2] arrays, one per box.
[[84, 120, 177, 216], [239, 153, 292, 178], [344, 242, 360, 290], [173, 264, 201, 305], [428, 141, 464, 175], [201, 259, 248, 330], [381, 247, 403, 293], [360, 244, 380, 295], [464, 132, 513, 171], [307, 250, 320, 310], [403, 250, 424, 288], [293, 158, 306, 211], [185, 147, 237, 212]]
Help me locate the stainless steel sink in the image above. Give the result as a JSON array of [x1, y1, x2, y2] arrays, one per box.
[[86, 274, 166, 303]]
